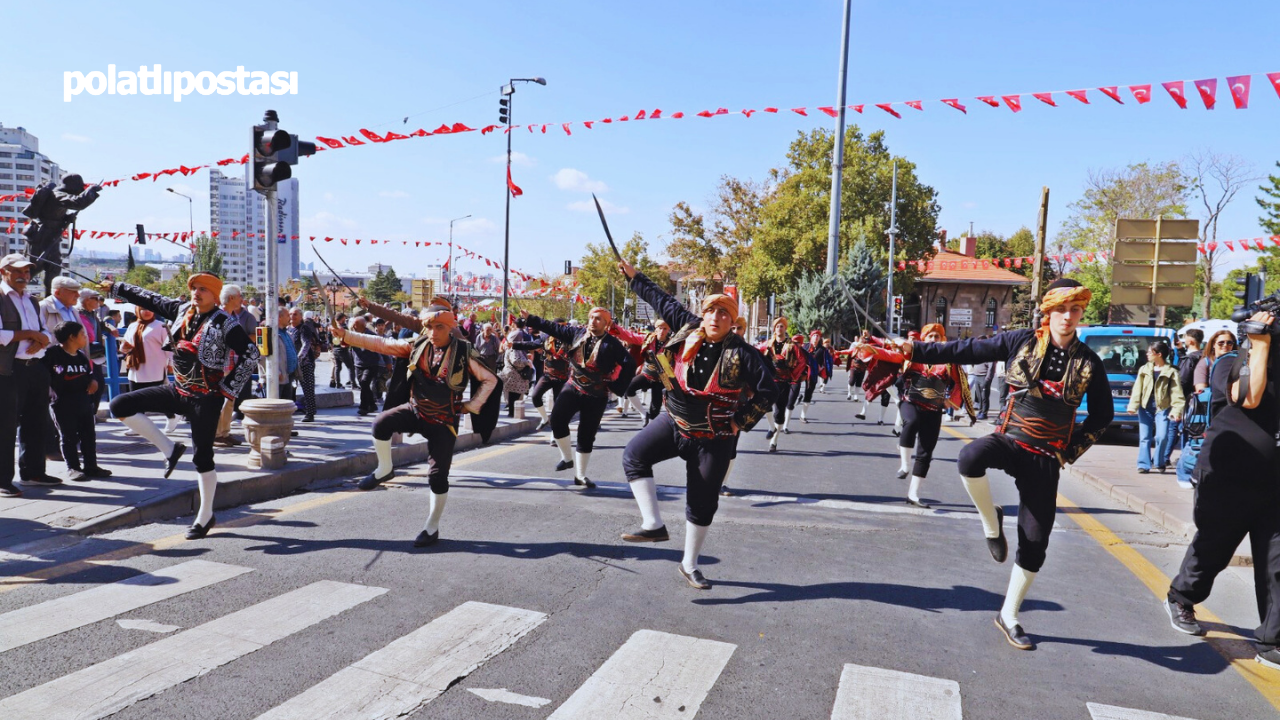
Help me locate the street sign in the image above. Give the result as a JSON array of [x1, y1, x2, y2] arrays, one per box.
[[1110, 217, 1200, 312], [950, 308, 973, 319], [1114, 218, 1199, 240]]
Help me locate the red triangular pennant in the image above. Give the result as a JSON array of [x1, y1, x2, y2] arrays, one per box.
[[1032, 92, 1056, 107], [1002, 95, 1022, 112], [941, 98, 966, 114], [1066, 89, 1089, 104], [1195, 78, 1217, 109], [1162, 81, 1187, 108], [1130, 84, 1153, 104], [1227, 75, 1252, 109]]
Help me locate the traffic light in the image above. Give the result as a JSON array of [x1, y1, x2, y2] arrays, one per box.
[[499, 97, 510, 125], [893, 295, 903, 314], [564, 260, 572, 275], [252, 110, 315, 194], [135, 223, 146, 245], [1234, 272, 1265, 314]]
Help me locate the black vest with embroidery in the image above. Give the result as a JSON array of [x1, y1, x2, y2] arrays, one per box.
[[997, 333, 1095, 455], [406, 336, 474, 427], [660, 323, 751, 438]]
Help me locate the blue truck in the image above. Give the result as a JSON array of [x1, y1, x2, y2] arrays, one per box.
[[1074, 325, 1179, 430]]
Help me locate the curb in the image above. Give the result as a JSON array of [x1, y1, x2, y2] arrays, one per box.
[[69, 417, 539, 537]]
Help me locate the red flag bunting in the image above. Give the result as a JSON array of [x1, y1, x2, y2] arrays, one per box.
[[1268, 73, 1280, 100], [1162, 81, 1187, 108], [1227, 75, 1252, 109], [818, 106, 838, 117], [1130, 84, 1153, 104], [905, 100, 923, 111], [1002, 95, 1022, 112], [1032, 92, 1056, 107], [791, 108, 808, 116], [875, 103, 901, 119], [507, 166, 523, 198], [1066, 89, 1089, 104], [1195, 78, 1217, 109], [852, 105, 863, 113], [941, 98, 966, 113], [1224, 240, 1235, 251], [977, 96, 999, 107]]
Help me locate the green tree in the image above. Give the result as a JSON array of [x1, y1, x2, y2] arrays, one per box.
[[782, 271, 855, 339], [973, 227, 1049, 328], [738, 125, 940, 301], [1258, 161, 1280, 235], [123, 264, 160, 288], [577, 232, 672, 321], [364, 269, 400, 304], [839, 232, 886, 329], [192, 234, 222, 277], [665, 176, 766, 285]]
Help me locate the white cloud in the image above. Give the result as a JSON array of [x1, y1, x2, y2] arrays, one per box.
[[551, 168, 608, 193], [305, 210, 359, 231], [490, 151, 534, 167], [61, 133, 91, 143], [378, 190, 410, 199], [568, 199, 628, 214], [452, 217, 497, 236]]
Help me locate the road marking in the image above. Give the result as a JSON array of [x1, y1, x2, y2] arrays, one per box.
[[0, 441, 532, 596], [1087, 702, 1200, 720], [115, 618, 182, 633], [0, 580, 386, 720], [830, 663, 962, 720], [547, 629, 736, 719], [940, 425, 1280, 711], [0, 559, 251, 652], [468, 687, 552, 707], [255, 600, 546, 720]]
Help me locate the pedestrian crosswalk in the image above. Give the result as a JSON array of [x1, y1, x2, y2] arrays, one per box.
[[0, 558, 1214, 720]]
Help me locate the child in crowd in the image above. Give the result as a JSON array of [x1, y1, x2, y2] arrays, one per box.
[[45, 320, 112, 481]]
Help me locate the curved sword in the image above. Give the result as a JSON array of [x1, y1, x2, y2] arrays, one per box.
[[592, 193, 623, 261], [311, 246, 358, 299]]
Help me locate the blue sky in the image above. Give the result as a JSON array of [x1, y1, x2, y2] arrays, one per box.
[[3, 0, 1277, 280]]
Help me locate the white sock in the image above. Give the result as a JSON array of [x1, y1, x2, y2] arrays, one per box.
[[196, 470, 217, 526], [555, 436, 573, 463], [893, 405, 903, 430], [374, 438, 394, 478], [908, 475, 924, 504], [1001, 565, 1037, 627], [423, 491, 448, 535], [120, 414, 175, 457], [536, 404, 550, 423], [575, 451, 591, 480], [769, 430, 778, 448], [800, 403, 808, 419], [878, 402, 889, 423], [682, 521, 709, 573], [782, 409, 792, 430], [629, 396, 646, 416], [858, 399, 869, 415], [164, 416, 179, 433], [962, 474, 1001, 539], [629, 477, 664, 530], [768, 416, 778, 432], [898, 446, 912, 474]]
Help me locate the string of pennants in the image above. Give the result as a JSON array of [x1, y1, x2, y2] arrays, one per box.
[[903, 234, 1280, 272], [0, 72, 1272, 200]]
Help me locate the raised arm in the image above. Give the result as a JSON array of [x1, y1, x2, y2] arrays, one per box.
[[910, 329, 1032, 367], [524, 313, 579, 345], [359, 298, 423, 333], [106, 282, 185, 322], [622, 266, 699, 329]]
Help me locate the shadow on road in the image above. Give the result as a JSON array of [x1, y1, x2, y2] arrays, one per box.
[[691, 579, 1065, 614]]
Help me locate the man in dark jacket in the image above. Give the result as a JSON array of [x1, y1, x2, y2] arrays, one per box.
[[350, 316, 384, 416], [24, 175, 101, 295], [288, 308, 321, 422]]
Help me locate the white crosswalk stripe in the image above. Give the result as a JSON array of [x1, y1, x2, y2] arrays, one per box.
[[1087, 703, 1201, 720], [546, 629, 737, 719], [254, 601, 546, 720], [830, 663, 962, 719], [0, 580, 386, 720], [0, 559, 251, 653]]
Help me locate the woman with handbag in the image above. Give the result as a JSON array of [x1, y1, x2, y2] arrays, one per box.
[[498, 329, 534, 417]]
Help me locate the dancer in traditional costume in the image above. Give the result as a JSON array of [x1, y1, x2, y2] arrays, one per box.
[[758, 319, 806, 451]]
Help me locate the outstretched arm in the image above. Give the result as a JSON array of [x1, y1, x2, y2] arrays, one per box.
[[909, 329, 1033, 367], [618, 261, 699, 329], [358, 297, 423, 333], [523, 312, 579, 345], [103, 282, 184, 321], [331, 319, 414, 358]]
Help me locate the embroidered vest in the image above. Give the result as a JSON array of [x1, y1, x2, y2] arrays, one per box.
[[542, 336, 570, 381], [568, 333, 620, 397], [763, 340, 799, 382], [407, 336, 474, 428], [997, 333, 1095, 453], [904, 368, 951, 412], [661, 325, 750, 438]]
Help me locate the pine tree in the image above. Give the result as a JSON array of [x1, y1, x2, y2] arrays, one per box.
[[126, 246, 135, 271], [1259, 161, 1280, 235]]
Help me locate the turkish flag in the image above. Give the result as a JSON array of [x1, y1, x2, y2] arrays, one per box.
[[1224, 240, 1235, 251], [1268, 73, 1280, 100], [1014, 257, 1024, 269], [742, 109, 756, 118], [583, 121, 594, 129], [905, 100, 923, 111], [1002, 95, 1022, 112], [359, 129, 385, 143], [342, 136, 366, 146], [791, 108, 808, 116], [1032, 92, 1056, 107], [876, 103, 901, 118], [977, 96, 999, 107], [562, 123, 572, 135], [1257, 238, 1268, 251], [696, 110, 714, 118], [1226, 75, 1252, 109], [507, 167, 523, 197], [1207, 241, 1217, 253], [383, 131, 409, 141], [852, 105, 864, 113], [1130, 84, 1153, 104], [763, 107, 778, 113], [819, 106, 838, 117], [897, 261, 906, 271], [671, 112, 684, 119], [1098, 86, 1123, 104], [317, 136, 344, 148], [1197, 244, 1206, 254], [635, 110, 647, 120], [1195, 78, 1217, 109], [1161, 81, 1187, 109], [941, 98, 966, 113], [1272, 235, 1280, 246], [1066, 90, 1089, 104]]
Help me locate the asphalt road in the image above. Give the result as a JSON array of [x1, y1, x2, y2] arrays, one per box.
[[1, 379, 1276, 719]]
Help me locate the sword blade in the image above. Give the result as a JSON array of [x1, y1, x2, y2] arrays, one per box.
[[592, 194, 623, 261], [311, 247, 358, 299]]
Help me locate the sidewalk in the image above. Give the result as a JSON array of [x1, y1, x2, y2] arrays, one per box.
[[0, 387, 536, 556]]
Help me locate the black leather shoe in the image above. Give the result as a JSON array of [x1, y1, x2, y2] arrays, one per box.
[[21, 474, 62, 486], [555, 460, 574, 472], [678, 565, 711, 590], [573, 477, 597, 489], [301, 415, 315, 423], [988, 506, 1008, 563], [413, 530, 439, 547], [995, 615, 1034, 650], [854, 413, 866, 420], [84, 466, 113, 478], [765, 429, 776, 440], [164, 443, 186, 479], [896, 469, 908, 479], [720, 485, 734, 497], [186, 515, 217, 540], [358, 470, 395, 491], [892, 428, 901, 437], [621, 526, 669, 542], [906, 497, 932, 509]]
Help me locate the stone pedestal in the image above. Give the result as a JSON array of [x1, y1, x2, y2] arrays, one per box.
[[240, 399, 296, 469]]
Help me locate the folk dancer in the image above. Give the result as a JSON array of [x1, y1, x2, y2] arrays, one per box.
[[617, 261, 776, 589], [898, 279, 1111, 649], [758, 318, 807, 451], [104, 273, 260, 539]]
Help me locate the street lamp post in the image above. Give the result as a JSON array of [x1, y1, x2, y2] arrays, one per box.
[[500, 76, 546, 329], [448, 214, 471, 303], [166, 187, 195, 268]]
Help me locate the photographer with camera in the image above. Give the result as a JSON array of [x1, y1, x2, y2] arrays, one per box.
[[1164, 310, 1280, 670], [22, 175, 101, 296]]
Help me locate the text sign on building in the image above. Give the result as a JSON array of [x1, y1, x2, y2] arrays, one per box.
[[949, 308, 973, 327]]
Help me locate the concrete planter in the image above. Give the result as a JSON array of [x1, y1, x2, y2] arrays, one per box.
[[240, 398, 297, 469]]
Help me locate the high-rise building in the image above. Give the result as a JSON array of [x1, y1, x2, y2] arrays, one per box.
[[0, 124, 66, 257], [209, 167, 300, 292]]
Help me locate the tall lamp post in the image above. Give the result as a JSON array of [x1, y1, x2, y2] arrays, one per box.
[[166, 187, 195, 268], [499, 76, 546, 328], [448, 213, 471, 303]]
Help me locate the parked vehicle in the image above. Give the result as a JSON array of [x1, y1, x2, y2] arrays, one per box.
[[1075, 325, 1179, 430]]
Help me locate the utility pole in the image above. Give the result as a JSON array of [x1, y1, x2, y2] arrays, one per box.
[[498, 77, 547, 329], [886, 161, 899, 334], [264, 186, 279, 399], [1031, 186, 1050, 302], [824, 0, 854, 277]]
